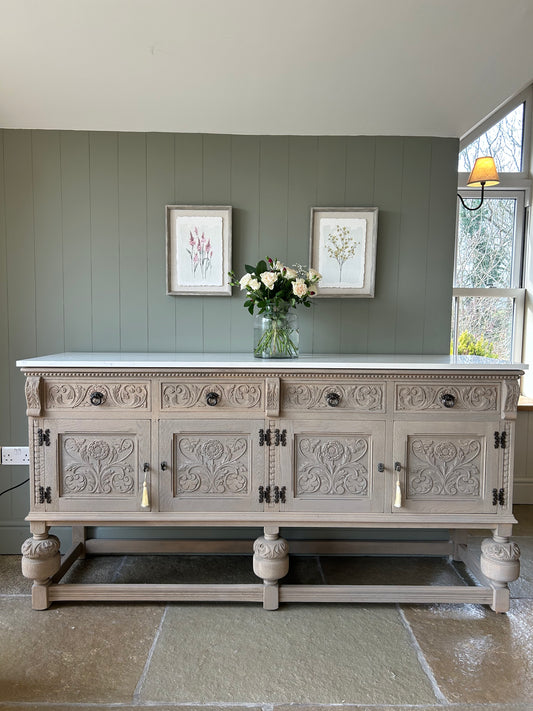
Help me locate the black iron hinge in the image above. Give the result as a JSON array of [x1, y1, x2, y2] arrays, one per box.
[[492, 487, 505, 506], [259, 428, 287, 447], [37, 428, 50, 447], [38, 486, 52, 504], [494, 431, 507, 449]]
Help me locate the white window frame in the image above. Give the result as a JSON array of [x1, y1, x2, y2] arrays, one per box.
[[452, 190, 526, 362]]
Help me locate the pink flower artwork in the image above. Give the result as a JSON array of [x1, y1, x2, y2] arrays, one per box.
[[186, 227, 216, 280]]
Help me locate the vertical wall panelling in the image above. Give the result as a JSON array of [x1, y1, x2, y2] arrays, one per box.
[[229, 136, 261, 351], [287, 137, 319, 354], [4, 131, 36, 522], [174, 134, 204, 351], [340, 137, 377, 353], [423, 138, 458, 353], [0, 130, 12, 526], [60, 131, 93, 351], [118, 133, 148, 351], [202, 134, 232, 352], [258, 137, 289, 264], [147, 133, 175, 352], [395, 138, 432, 354], [89, 132, 120, 351], [32, 131, 65, 356], [367, 137, 404, 353], [314, 137, 347, 352]]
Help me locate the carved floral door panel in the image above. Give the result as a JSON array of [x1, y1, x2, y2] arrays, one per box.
[[392, 421, 501, 514], [278, 420, 386, 513], [159, 419, 266, 512], [43, 419, 151, 512]]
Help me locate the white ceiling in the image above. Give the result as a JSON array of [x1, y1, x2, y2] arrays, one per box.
[[1, 0, 533, 138]]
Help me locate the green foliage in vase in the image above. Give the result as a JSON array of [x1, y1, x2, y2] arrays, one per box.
[[228, 257, 322, 315]]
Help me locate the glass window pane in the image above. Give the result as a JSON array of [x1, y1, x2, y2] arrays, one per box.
[[458, 103, 524, 173], [455, 198, 516, 288], [456, 296, 513, 360]]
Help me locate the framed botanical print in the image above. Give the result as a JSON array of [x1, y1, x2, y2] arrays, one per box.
[[166, 205, 232, 296], [310, 207, 378, 297]]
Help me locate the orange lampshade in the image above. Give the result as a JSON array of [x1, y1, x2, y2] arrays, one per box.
[[466, 156, 500, 187]]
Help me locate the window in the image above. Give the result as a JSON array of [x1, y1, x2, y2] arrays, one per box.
[[451, 88, 531, 362]]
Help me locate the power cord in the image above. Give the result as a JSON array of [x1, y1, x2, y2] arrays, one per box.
[[0, 478, 29, 497]]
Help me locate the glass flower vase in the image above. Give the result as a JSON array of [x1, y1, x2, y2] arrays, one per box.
[[253, 305, 299, 359]]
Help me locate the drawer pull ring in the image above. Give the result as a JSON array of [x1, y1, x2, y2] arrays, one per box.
[[326, 392, 341, 407], [440, 393, 456, 408], [206, 392, 219, 407], [90, 391, 105, 406]]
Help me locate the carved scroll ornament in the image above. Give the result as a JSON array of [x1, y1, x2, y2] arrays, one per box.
[[46, 382, 148, 409], [61, 437, 136, 496], [162, 383, 262, 410], [296, 436, 369, 497], [175, 436, 249, 495], [283, 383, 384, 411], [396, 384, 498, 411], [407, 438, 481, 497]]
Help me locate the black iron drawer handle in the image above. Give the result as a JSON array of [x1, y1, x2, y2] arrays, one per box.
[[206, 392, 219, 407], [90, 391, 105, 406], [440, 393, 456, 408], [326, 392, 341, 407]]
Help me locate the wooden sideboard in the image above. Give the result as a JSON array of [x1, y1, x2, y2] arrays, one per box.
[[17, 353, 525, 612]]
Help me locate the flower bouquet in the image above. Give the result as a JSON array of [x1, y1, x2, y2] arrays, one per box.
[[229, 257, 321, 358]]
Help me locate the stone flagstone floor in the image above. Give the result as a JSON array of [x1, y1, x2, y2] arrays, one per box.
[[0, 506, 532, 711]]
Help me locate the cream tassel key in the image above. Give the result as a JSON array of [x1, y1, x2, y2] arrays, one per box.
[[393, 462, 402, 508], [141, 464, 150, 508]]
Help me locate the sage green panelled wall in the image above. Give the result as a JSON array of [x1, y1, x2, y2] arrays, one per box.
[[0, 130, 459, 552]]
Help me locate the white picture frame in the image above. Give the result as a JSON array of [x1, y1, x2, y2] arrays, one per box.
[[309, 207, 378, 297], [166, 205, 232, 296]]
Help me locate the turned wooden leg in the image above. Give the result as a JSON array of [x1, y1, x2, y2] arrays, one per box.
[[253, 526, 289, 610], [480, 534, 520, 613], [21, 525, 61, 610]]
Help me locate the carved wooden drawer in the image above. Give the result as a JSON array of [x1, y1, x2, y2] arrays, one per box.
[[160, 379, 264, 412], [281, 380, 385, 413], [44, 380, 151, 412], [394, 381, 500, 414]]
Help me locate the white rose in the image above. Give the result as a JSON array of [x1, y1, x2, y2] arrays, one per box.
[[274, 260, 284, 272], [260, 271, 278, 290], [239, 273, 253, 290], [248, 278, 260, 290], [307, 268, 322, 282], [292, 278, 308, 298], [284, 267, 298, 279]]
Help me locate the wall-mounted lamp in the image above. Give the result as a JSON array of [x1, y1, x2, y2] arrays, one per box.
[[457, 156, 499, 211]]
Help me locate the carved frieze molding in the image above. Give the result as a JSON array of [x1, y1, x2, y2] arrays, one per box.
[[396, 384, 498, 412], [25, 377, 41, 416], [162, 382, 262, 410], [22, 368, 524, 381], [46, 382, 149, 410], [283, 383, 384, 412]]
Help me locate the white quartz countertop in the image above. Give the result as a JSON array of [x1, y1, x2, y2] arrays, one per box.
[[16, 352, 528, 371]]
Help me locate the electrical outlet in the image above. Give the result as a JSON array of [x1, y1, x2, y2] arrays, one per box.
[[1, 447, 30, 465]]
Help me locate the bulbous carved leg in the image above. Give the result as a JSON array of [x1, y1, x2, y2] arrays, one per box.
[[480, 535, 520, 613], [21, 531, 61, 610], [253, 529, 289, 610]]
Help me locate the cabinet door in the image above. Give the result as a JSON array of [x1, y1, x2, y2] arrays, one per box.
[[159, 419, 266, 512], [43, 419, 151, 512], [278, 419, 386, 513], [392, 420, 500, 514]]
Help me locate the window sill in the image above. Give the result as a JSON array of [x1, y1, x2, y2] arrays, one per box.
[[518, 396, 533, 411]]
